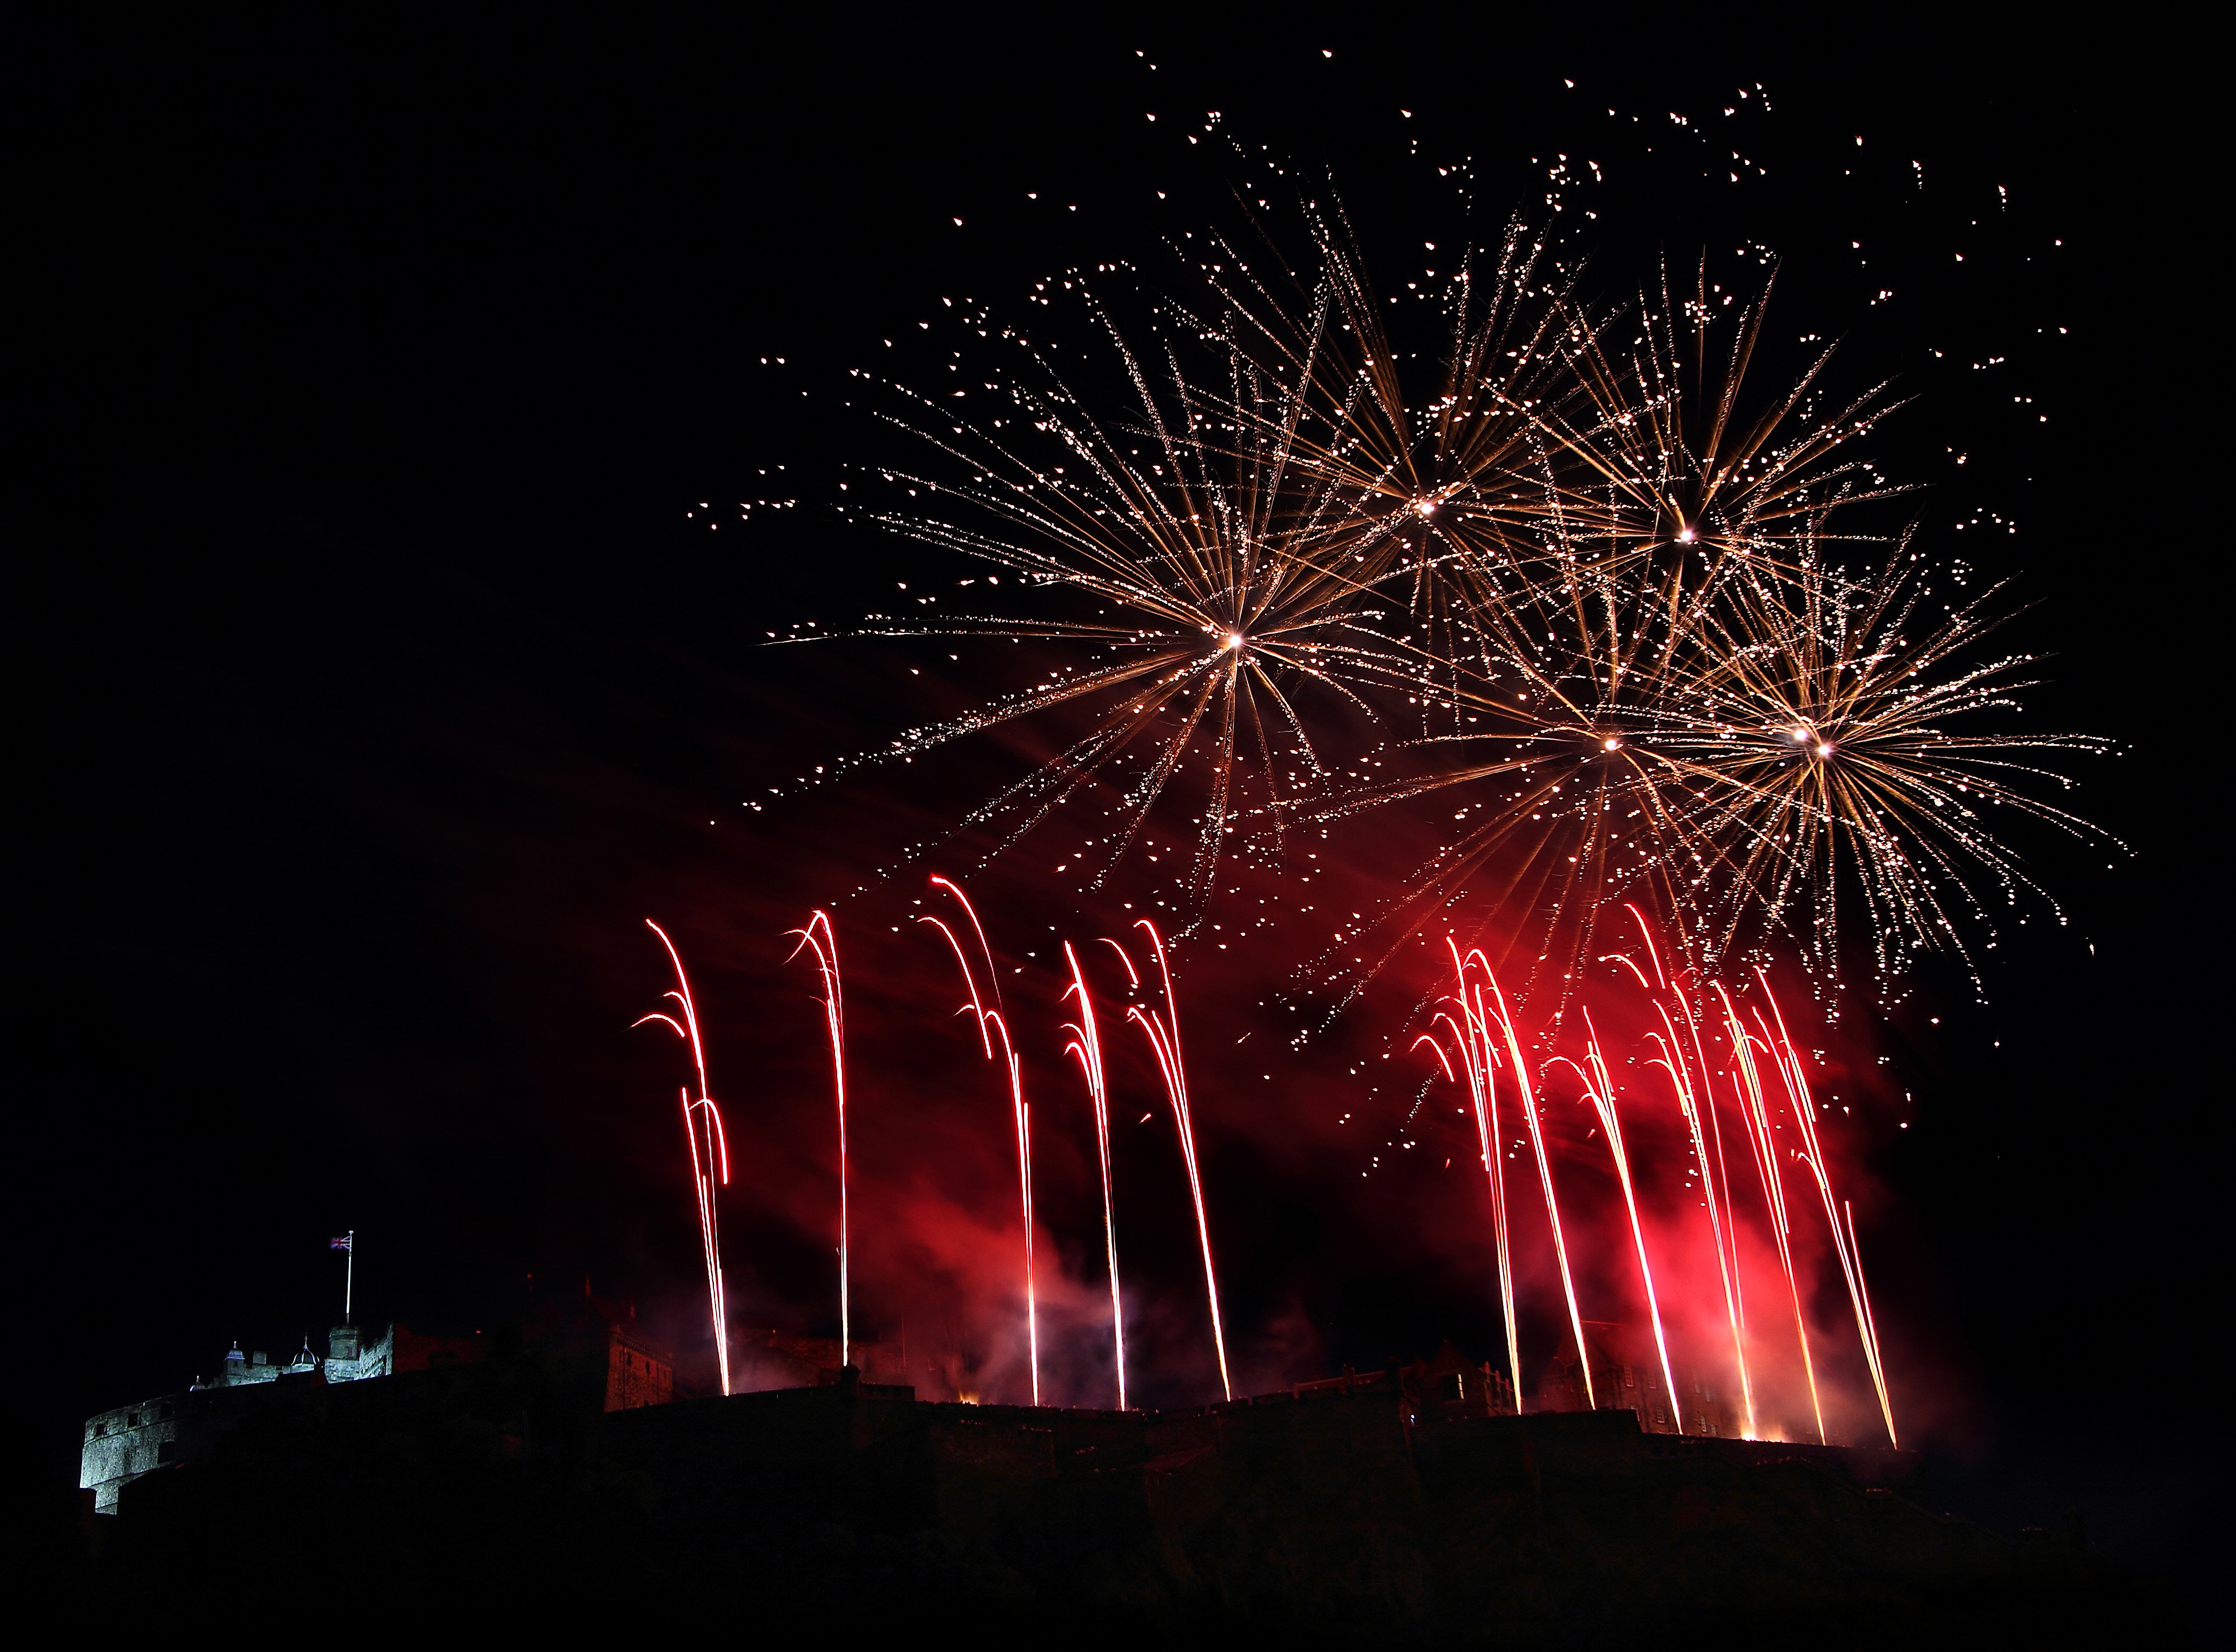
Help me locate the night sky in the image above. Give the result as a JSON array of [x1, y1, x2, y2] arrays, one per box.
[[9, 15, 2211, 1584]]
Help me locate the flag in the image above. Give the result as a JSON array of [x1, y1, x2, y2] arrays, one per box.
[[330, 1235, 352, 1251]]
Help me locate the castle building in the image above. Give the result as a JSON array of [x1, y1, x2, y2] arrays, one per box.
[[1393, 1338, 1520, 1421], [81, 1280, 679, 1515], [80, 1320, 488, 1514], [1535, 1321, 1739, 1438], [533, 1286, 674, 1410]]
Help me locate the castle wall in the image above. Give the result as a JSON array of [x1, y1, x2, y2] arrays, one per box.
[[81, 1397, 186, 1515]]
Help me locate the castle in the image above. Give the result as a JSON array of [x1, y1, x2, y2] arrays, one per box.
[[80, 1283, 670, 1514]]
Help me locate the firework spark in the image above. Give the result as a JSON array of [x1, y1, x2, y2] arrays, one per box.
[[795, 208, 2101, 992], [1250, 257, 2101, 1003], [1623, 912, 1759, 1438], [632, 919, 733, 1395], [1317, 495, 2108, 1002], [1060, 940, 1127, 1408], [1754, 976, 1898, 1445], [785, 910, 852, 1369], [1554, 1012, 1682, 1434], [1114, 919, 1232, 1402], [1716, 978, 1826, 1442], [1477, 961, 1597, 1408], [825, 225, 1548, 905], [1406, 914, 1902, 1440], [1413, 938, 1524, 1411], [917, 875, 1042, 1405]]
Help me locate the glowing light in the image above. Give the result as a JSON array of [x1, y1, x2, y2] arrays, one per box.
[[1116, 921, 1232, 1402], [784, 911, 851, 1370], [1480, 967, 1595, 1409], [1717, 980, 1826, 1444], [634, 919, 733, 1396], [919, 875, 1041, 1405], [1416, 939, 1523, 1412], [1061, 942, 1127, 1409], [1623, 907, 1758, 1439], [794, 217, 2103, 996], [1755, 977, 1898, 1446], [1556, 1014, 1682, 1434]]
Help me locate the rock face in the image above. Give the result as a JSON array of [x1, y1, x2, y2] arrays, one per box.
[[93, 1357, 2124, 1637]]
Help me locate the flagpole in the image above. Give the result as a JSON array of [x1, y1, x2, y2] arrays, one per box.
[[344, 1229, 354, 1324]]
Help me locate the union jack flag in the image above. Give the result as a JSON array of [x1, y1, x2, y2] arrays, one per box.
[[330, 1235, 352, 1251]]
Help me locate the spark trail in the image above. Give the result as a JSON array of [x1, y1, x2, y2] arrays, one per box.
[[1414, 938, 1523, 1411], [1717, 980, 1825, 1443], [1479, 966, 1596, 1407], [1558, 1013, 1683, 1434], [786, 910, 852, 1368], [1756, 979, 1898, 1446], [918, 875, 1041, 1405], [1625, 913, 1759, 1439], [1062, 941, 1126, 1409], [633, 919, 734, 1395], [1116, 920, 1232, 1402]]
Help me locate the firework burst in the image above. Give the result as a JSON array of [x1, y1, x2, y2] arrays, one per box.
[[1304, 264, 2108, 995], [834, 257, 1447, 902], [1321, 530, 2111, 994], [784, 193, 2103, 993]]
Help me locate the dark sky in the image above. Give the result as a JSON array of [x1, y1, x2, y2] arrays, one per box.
[[7, 12, 2213, 1580]]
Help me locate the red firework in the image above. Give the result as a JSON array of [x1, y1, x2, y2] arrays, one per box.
[[632, 918, 733, 1395]]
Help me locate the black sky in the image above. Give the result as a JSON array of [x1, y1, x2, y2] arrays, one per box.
[[6, 10, 2214, 1584]]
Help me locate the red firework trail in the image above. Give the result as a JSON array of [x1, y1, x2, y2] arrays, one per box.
[[1556, 1013, 1683, 1435], [1623, 915, 1759, 1439], [1716, 979, 1827, 1444], [1113, 920, 1232, 1402], [785, 911, 851, 1369], [632, 919, 733, 1396], [918, 875, 1041, 1406], [1060, 941, 1126, 1410], [1754, 980, 1899, 1446], [1414, 938, 1523, 1412], [1479, 968, 1597, 1409]]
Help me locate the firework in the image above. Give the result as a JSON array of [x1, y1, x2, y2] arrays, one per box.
[[632, 919, 734, 1395], [1264, 252, 2101, 1003], [1112, 919, 1233, 1402], [1554, 1012, 1682, 1434], [1317, 496, 2108, 1002], [1404, 915, 1907, 1439], [1188, 210, 1585, 675], [785, 910, 852, 1369], [1477, 961, 1597, 1408], [1060, 940, 1127, 1408], [1754, 977, 1898, 1445], [917, 875, 1041, 1405], [1715, 978, 1826, 1442], [1413, 938, 1524, 1411], [1621, 912, 1759, 1437], [822, 217, 1565, 907], [735, 192, 2092, 1435], [787, 199, 2102, 992]]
